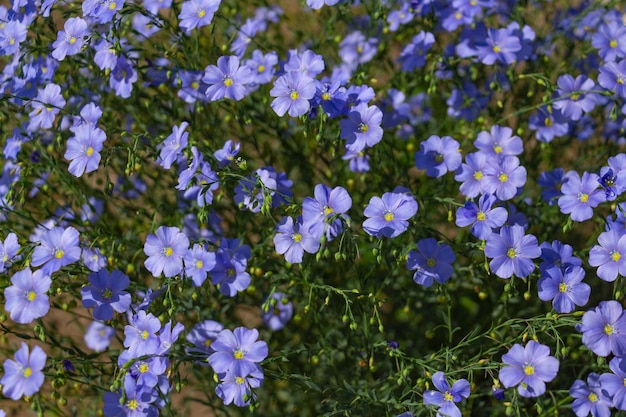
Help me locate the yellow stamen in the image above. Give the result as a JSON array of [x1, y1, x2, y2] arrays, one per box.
[[164, 247, 173, 257], [257, 65, 265, 73], [324, 206, 333, 215], [476, 211, 486, 221], [523, 364, 534, 375], [235, 376, 245, 384], [588, 392, 598, 402], [223, 77, 233, 87], [141, 330, 150, 339], [234, 350, 244, 359], [498, 173, 508, 183], [26, 291, 36, 301], [127, 400, 139, 410], [612, 251, 621, 262], [197, 9, 206, 18], [494, 145, 503, 154], [384, 212, 394, 221], [196, 260, 203, 269], [559, 283, 568, 292], [473, 171, 483, 180], [85, 146, 94, 156], [507, 248, 517, 258], [103, 289, 112, 299], [610, 40, 618, 48], [358, 123, 369, 133], [139, 363, 149, 373], [292, 233, 302, 242], [109, 1, 116, 9], [427, 258, 436, 267], [54, 249, 65, 259], [605, 324, 614, 335], [23, 367, 32, 378], [69, 36, 77, 45], [322, 92, 331, 101], [191, 81, 199, 90], [493, 45, 501, 53], [290, 90, 299, 100], [444, 392, 453, 401], [579, 193, 589, 203]]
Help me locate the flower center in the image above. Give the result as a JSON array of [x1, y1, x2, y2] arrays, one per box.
[[427, 258, 436, 267], [444, 391, 453, 402], [435, 153, 444, 163], [223, 77, 233, 87], [233, 349, 244, 359], [559, 282, 568, 293], [54, 248, 65, 259], [127, 399, 139, 410], [492, 45, 502, 53], [358, 123, 369, 133], [139, 363, 149, 373], [610, 40, 618, 48], [494, 145, 502, 154], [473, 171, 483, 180], [141, 330, 150, 340], [578, 193, 589, 203], [23, 367, 32, 378], [197, 9, 206, 18], [544, 117, 553, 127], [257, 65, 265, 73], [235, 376, 245, 384], [26, 291, 37, 301], [163, 247, 173, 257], [605, 324, 614, 335], [611, 251, 621, 262], [292, 233, 302, 243], [204, 339, 212, 347], [86, 146, 94, 156], [109, 1, 116, 9], [290, 90, 299, 100], [103, 289, 113, 299], [323, 206, 333, 216], [384, 211, 394, 222], [322, 92, 331, 101], [196, 260, 203, 269], [588, 392, 598, 403], [618, 77, 625, 85], [69, 36, 77, 45], [507, 248, 517, 259], [571, 93, 580, 101], [227, 268, 236, 277], [523, 364, 534, 375], [476, 211, 486, 221], [498, 173, 508, 183], [191, 81, 199, 90]]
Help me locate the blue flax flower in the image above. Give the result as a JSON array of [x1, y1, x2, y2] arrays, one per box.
[[407, 238, 455, 287], [362, 188, 418, 238], [270, 72, 316, 117], [302, 184, 352, 241], [579, 300, 626, 357], [592, 21, 626, 62], [273, 216, 322, 264], [51, 17, 89, 61], [203, 55, 253, 101], [588, 229, 626, 282], [0, 232, 20, 273], [0, 343, 46, 400], [28, 83, 66, 131], [262, 292, 293, 331], [216, 366, 264, 407], [103, 376, 158, 417], [476, 27, 522, 65], [474, 125, 523, 158], [5, 268, 51, 324], [178, 0, 221, 34], [84, 320, 115, 352], [31, 226, 81, 274], [455, 194, 507, 240], [158, 121, 188, 170], [423, 371, 470, 417], [123, 311, 162, 357], [143, 226, 189, 277], [558, 171, 605, 222], [210, 238, 252, 296], [340, 103, 383, 152], [482, 155, 527, 201], [64, 125, 106, 177], [414, 135, 462, 178], [208, 327, 268, 376], [455, 151, 488, 198], [484, 225, 540, 279], [599, 357, 626, 410], [553, 74, 599, 121], [81, 269, 132, 321], [186, 320, 224, 361], [537, 265, 590, 313], [499, 340, 559, 398], [184, 244, 216, 287], [398, 31, 435, 72], [570, 373, 613, 417]]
